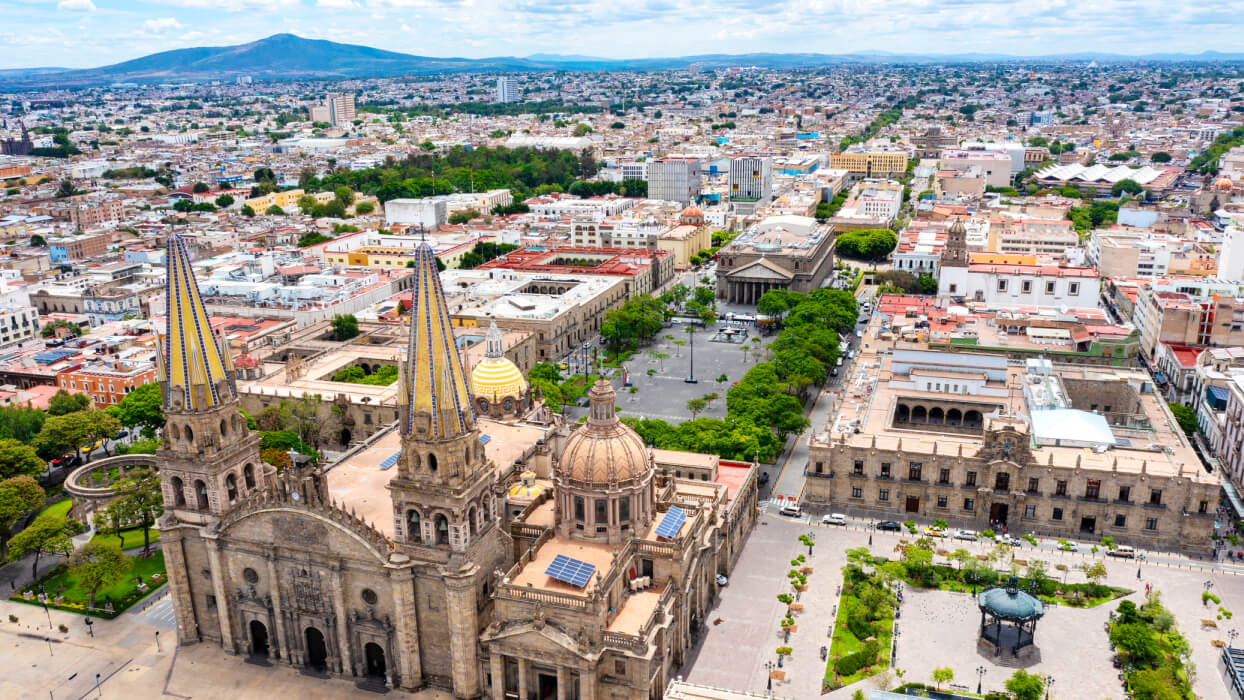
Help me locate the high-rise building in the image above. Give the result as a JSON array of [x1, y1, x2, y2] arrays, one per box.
[[728, 155, 773, 212], [646, 157, 702, 204], [326, 92, 355, 127], [496, 77, 518, 104]]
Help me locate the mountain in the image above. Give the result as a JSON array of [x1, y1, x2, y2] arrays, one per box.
[[4, 34, 1244, 89]]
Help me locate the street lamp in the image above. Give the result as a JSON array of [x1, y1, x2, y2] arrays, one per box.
[[84, 615, 94, 637], [764, 660, 776, 692], [976, 666, 986, 694], [684, 326, 697, 383], [1229, 629, 1239, 649], [1045, 675, 1054, 700]]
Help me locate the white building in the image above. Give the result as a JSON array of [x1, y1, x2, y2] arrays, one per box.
[[384, 197, 448, 230], [941, 149, 1013, 187], [957, 263, 1100, 308], [496, 77, 519, 104], [1218, 226, 1244, 281], [728, 155, 773, 206], [647, 157, 702, 204]]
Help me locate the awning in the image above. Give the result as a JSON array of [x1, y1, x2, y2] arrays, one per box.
[[1223, 481, 1244, 519], [1209, 385, 1231, 403]]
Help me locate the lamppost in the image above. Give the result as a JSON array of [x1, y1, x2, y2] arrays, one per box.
[[976, 666, 986, 694], [155, 630, 161, 652], [1229, 629, 1239, 650], [1045, 675, 1054, 700], [765, 660, 776, 692], [684, 327, 697, 383], [84, 615, 94, 638]]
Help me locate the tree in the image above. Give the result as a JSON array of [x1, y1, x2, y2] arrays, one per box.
[[331, 314, 360, 341], [55, 179, 81, 198], [0, 476, 44, 561], [108, 382, 165, 438], [1151, 152, 1172, 163], [215, 194, 234, 208], [297, 194, 318, 215], [1081, 560, 1107, 586], [108, 468, 164, 556], [1110, 622, 1163, 667], [192, 181, 209, 193], [47, 389, 91, 416], [0, 438, 44, 479], [41, 318, 83, 338], [33, 410, 121, 461], [9, 513, 76, 581], [1004, 670, 1044, 700], [915, 273, 938, 295], [610, 121, 625, 129], [756, 290, 790, 324], [355, 201, 374, 215], [241, 204, 256, 217], [265, 204, 285, 216], [573, 124, 592, 137], [449, 209, 480, 225], [1169, 403, 1197, 437], [835, 228, 898, 261], [334, 186, 354, 207], [0, 406, 46, 443], [31, 234, 47, 247], [687, 398, 707, 419], [931, 667, 954, 690], [68, 541, 128, 608], [949, 548, 972, 570], [1111, 178, 1144, 197]]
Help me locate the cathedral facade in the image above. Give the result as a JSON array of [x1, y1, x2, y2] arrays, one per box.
[[156, 235, 758, 699]]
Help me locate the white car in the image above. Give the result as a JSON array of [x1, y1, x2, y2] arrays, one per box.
[[1059, 540, 1079, 552], [954, 529, 977, 541], [822, 513, 847, 526], [779, 505, 803, 517]]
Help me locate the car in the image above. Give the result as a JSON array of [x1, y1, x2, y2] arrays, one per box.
[[557, 362, 569, 371], [923, 527, 945, 538], [1059, 541, 1079, 552], [1107, 545, 1137, 559], [80, 440, 102, 454], [779, 504, 803, 517], [758, 472, 770, 486], [822, 513, 847, 526], [997, 534, 1022, 547], [876, 520, 902, 532], [954, 529, 977, 541], [715, 574, 728, 586], [113, 429, 129, 440]]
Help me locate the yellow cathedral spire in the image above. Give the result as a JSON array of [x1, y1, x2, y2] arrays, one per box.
[[401, 242, 474, 439], [160, 233, 236, 411]]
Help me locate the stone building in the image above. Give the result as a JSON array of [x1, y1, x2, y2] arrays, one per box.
[[715, 215, 836, 304], [156, 234, 758, 698], [803, 342, 1218, 554]]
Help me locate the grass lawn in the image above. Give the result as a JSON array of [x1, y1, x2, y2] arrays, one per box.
[[13, 550, 166, 618], [39, 498, 72, 519], [825, 588, 893, 688], [89, 525, 160, 551]]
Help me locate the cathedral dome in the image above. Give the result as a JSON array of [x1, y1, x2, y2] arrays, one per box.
[[1215, 176, 1234, 192], [468, 321, 529, 405], [557, 380, 651, 485]]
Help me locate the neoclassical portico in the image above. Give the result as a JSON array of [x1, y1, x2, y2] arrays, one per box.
[[720, 258, 796, 304]]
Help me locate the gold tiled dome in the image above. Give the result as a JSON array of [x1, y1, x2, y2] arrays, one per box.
[[470, 356, 528, 402], [557, 380, 651, 484]]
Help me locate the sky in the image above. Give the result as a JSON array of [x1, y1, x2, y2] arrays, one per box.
[[4, 0, 1244, 69]]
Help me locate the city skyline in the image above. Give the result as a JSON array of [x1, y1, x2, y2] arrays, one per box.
[[6, 0, 1244, 70]]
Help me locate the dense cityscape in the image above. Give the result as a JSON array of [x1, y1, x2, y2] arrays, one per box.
[[0, 31, 1244, 700]]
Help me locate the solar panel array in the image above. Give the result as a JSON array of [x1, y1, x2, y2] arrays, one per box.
[[654, 506, 687, 540], [545, 554, 595, 588], [379, 451, 401, 470]]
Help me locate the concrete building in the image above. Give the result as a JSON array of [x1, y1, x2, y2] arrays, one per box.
[[940, 149, 1013, 188], [1132, 286, 1244, 360], [728, 155, 772, 214], [47, 232, 110, 262], [993, 220, 1080, 258], [474, 246, 673, 298], [828, 149, 909, 182], [58, 360, 157, 408], [384, 197, 448, 230], [647, 157, 702, 205], [657, 205, 714, 270], [715, 215, 835, 304], [955, 262, 1100, 308], [804, 346, 1217, 554], [309, 92, 356, 127], [0, 305, 38, 349], [496, 77, 519, 104]]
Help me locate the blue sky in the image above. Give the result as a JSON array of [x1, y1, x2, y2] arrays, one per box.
[[4, 0, 1244, 69]]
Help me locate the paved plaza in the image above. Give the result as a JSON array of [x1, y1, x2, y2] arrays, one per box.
[[682, 512, 1244, 700]]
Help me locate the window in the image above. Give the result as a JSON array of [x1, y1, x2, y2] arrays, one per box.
[[1200, 501, 1209, 514], [1069, 282, 1080, 296], [1145, 518, 1158, 531], [1149, 489, 1162, 506], [880, 463, 891, 478], [1055, 480, 1067, 497], [1024, 505, 1036, 518], [1052, 507, 1063, 521], [615, 660, 626, 676], [574, 496, 585, 522], [1027, 477, 1040, 493], [1118, 486, 1131, 502], [908, 463, 922, 481], [879, 489, 890, 501], [1086, 480, 1101, 499], [966, 471, 977, 487], [997, 279, 1008, 292], [619, 498, 630, 522], [853, 460, 864, 475], [243, 567, 259, 585], [1021, 280, 1033, 294], [595, 498, 608, 524], [851, 487, 863, 498], [1114, 514, 1126, 528], [939, 468, 950, 484], [814, 462, 824, 474], [963, 498, 974, 511], [994, 472, 1009, 491], [1045, 281, 1056, 295]]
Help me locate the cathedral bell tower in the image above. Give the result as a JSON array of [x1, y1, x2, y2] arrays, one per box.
[[156, 234, 265, 517], [387, 243, 498, 553]]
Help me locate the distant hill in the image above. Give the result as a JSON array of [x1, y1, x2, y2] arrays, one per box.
[[3, 34, 1244, 89]]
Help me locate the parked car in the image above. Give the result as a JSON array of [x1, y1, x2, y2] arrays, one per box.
[[923, 527, 945, 538], [953, 529, 977, 541], [876, 520, 902, 532], [1059, 541, 1079, 552], [997, 534, 1022, 547], [822, 513, 847, 526], [779, 504, 803, 518], [1107, 545, 1137, 559], [716, 574, 728, 586]]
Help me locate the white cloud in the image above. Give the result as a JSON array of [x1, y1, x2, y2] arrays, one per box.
[[400, 23, 412, 31], [143, 17, 185, 33], [318, 0, 361, 7], [57, 0, 96, 12]]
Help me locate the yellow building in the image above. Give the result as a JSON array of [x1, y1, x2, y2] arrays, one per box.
[[242, 189, 334, 213], [657, 205, 713, 270], [828, 150, 909, 179]]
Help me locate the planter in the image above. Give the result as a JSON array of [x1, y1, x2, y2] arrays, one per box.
[[790, 603, 804, 612], [801, 567, 814, 574]]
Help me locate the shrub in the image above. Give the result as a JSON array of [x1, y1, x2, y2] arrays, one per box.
[[776, 646, 792, 656], [8, 614, 16, 622], [58, 623, 68, 633], [834, 640, 881, 677]]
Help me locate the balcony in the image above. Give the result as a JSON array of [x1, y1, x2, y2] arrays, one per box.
[[1143, 502, 1167, 510], [1077, 496, 1107, 504], [805, 469, 834, 479]]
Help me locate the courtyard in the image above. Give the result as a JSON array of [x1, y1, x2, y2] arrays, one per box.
[[681, 513, 1244, 700]]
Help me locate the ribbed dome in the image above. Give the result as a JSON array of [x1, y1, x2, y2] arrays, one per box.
[[558, 380, 651, 484], [470, 356, 528, 402], [508, 470, 546, 499], [978, 578, 1045, 621]]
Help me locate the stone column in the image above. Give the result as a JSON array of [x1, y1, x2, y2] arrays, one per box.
[[444, 569, 481, 698], [556, 666, 569, 700], [162, 527, 199, 645], [391, 563, 422, 690], [490, 653, 505, 700], [206, 538, 235, 653], [331, 562, 354, 676], [517, 657, 529, 700], [265, 553, 287, 662], [581, 665, 597, 700]]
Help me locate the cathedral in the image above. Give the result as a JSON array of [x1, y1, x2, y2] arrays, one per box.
[[155, 234, 759, 699]]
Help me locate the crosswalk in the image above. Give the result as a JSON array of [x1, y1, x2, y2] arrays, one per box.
[[134, 591, 177, 629]]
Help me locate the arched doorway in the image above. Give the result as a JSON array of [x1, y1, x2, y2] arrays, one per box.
[[364, 642, 386, 678], [249, 620, 269, 657], [339, 428, 352, 447], [305, 627, 328, 671]]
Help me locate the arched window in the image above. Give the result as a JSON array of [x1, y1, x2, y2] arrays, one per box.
[[911, 406, 928, 423], [225, 474, 237, 502], [946, 408, 963, 425], [895, 404, 910, 422], [243, 464, 255, 490], [464, 448, 471, 466], [407, 509, 421, 541], [184, 425, 194, 445], [929, 407, 945, 425], [171, 476, 186, 507], [170, 423, 180, 440], [220, 419, 228, 438], [468, 506, 478, 537], [434, 514, 449, 546], [428, 453, 438, 473], [194, 479, 209, 510]]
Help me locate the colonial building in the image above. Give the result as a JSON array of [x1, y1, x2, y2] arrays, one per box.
[[714, 215, 835, 304], [156, 234, 758, 699]]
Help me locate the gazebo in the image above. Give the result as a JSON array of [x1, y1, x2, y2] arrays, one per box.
[[977, 576, 1045, 658]]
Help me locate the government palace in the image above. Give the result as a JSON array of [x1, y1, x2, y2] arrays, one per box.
[[153, 234, 759, 699]]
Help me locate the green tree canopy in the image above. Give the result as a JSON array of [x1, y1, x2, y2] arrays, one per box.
[[33, 410, 121, 460], [1004, 670, 1045, 700], [68, 540, 128, 607], [601, 295, 666, 351], [0, 438, 44, 479], [9, 512, 77, 581], [108, 468, 164, 556], [835, 228, 898, 261], [107, 382, 165, 438], [47, 389, 91, 416], [1169, 403, 1197, 437], [0, 475, 44, 561], [331, 314, 360, 341]]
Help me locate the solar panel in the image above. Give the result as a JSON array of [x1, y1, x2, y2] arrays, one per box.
[[479, 434, 491, 445], [545, 554, 595, 588], [378, 451, 401, 470], [654, 506, 687, 540]]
